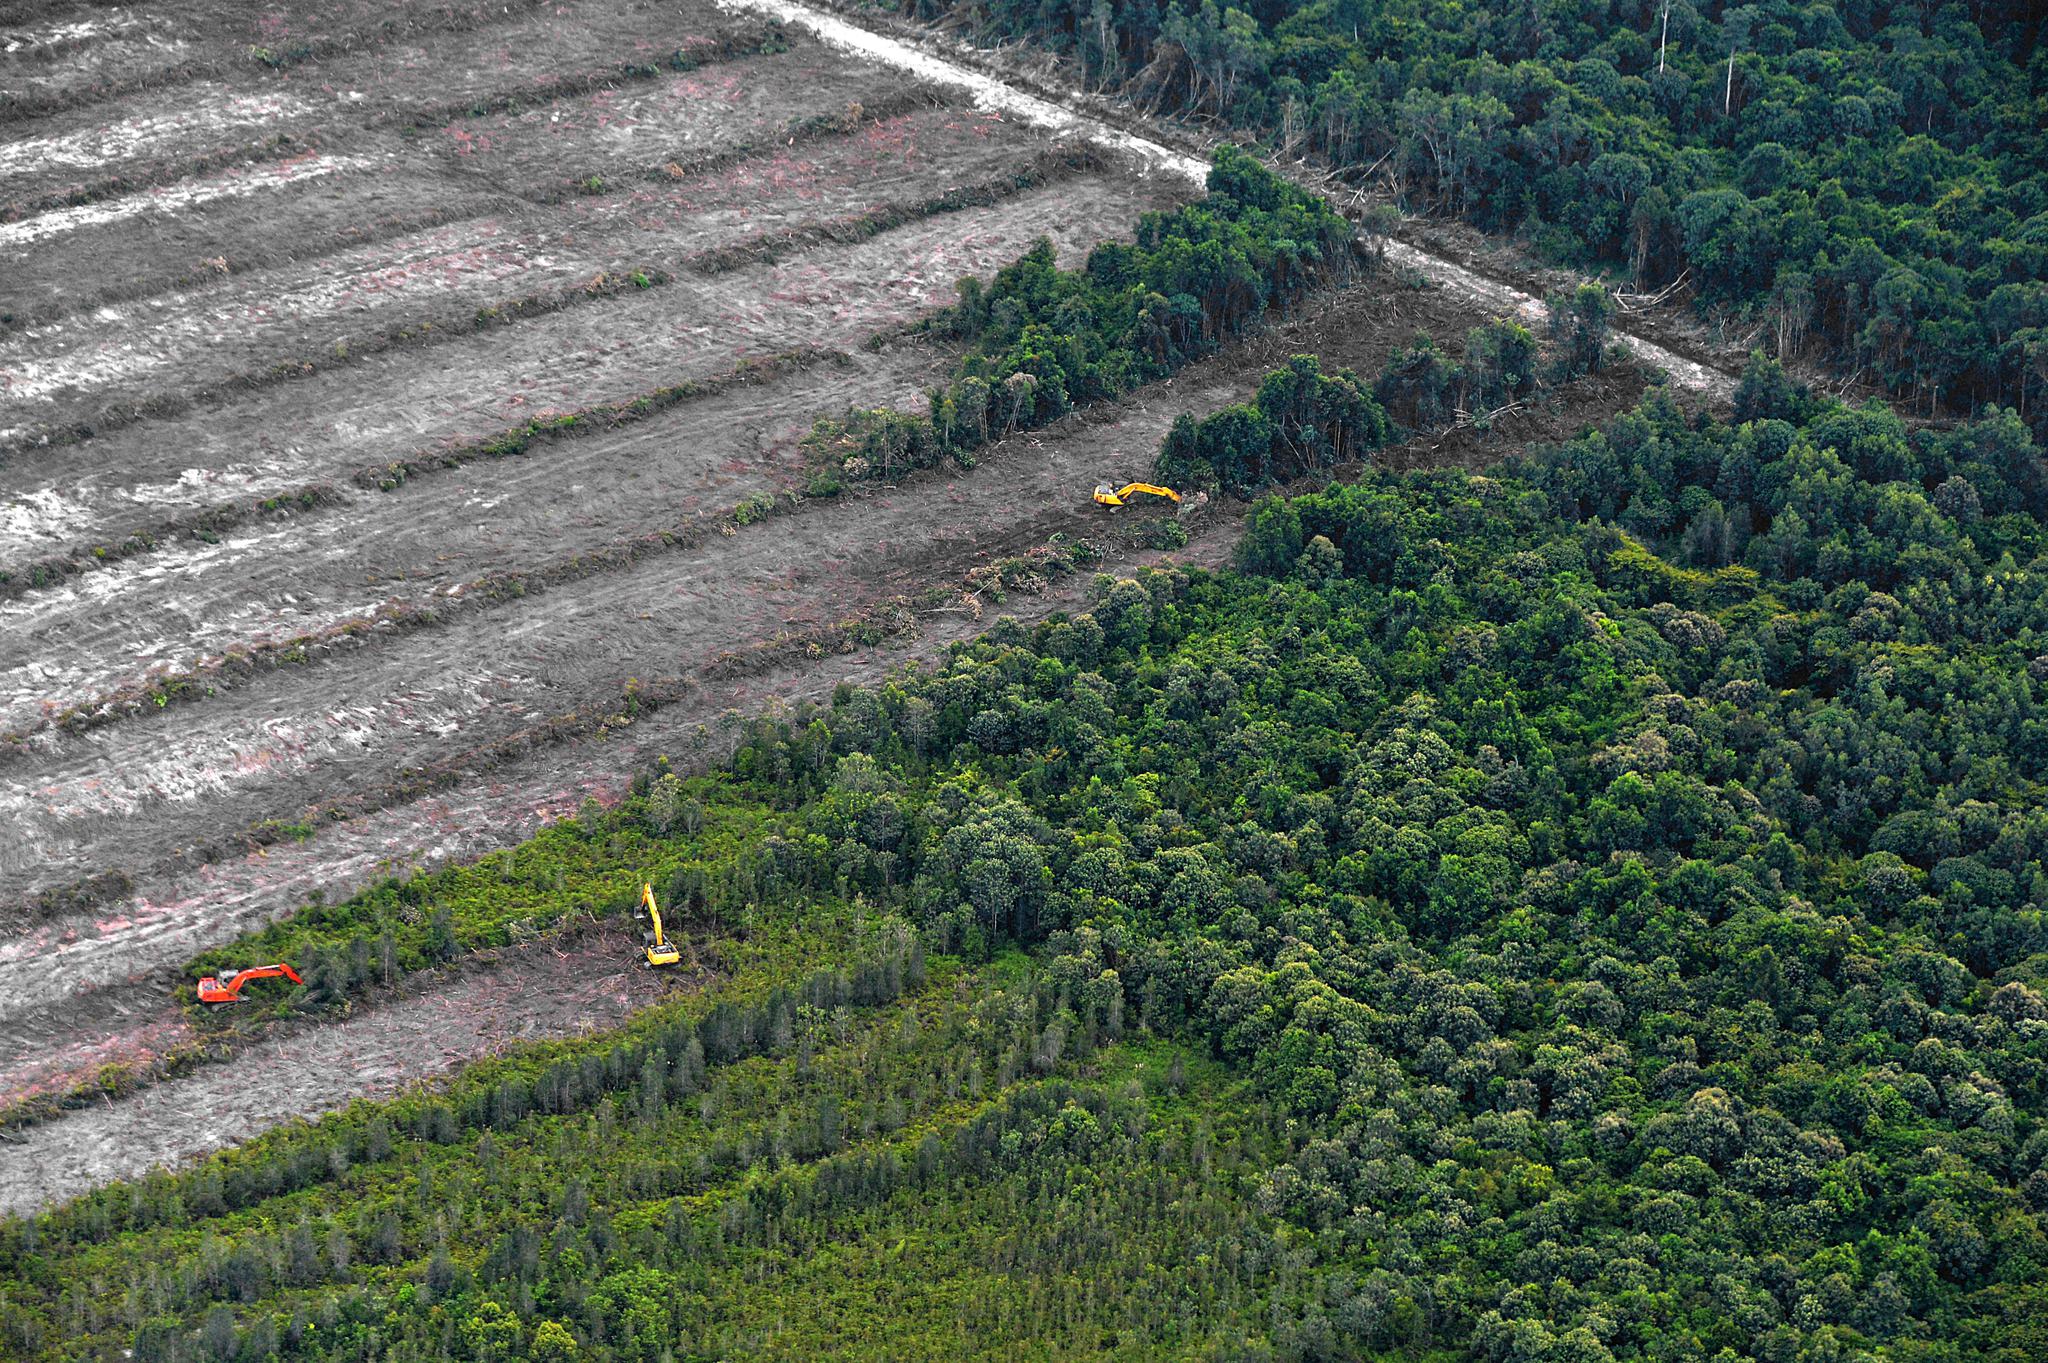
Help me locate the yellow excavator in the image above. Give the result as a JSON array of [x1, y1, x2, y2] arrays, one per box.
[[1093, 482, 1180, 508], [639, 882, 682, 967]]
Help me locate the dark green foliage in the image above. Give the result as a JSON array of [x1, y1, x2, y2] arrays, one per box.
[[750, 372, 2048, 1359], [887, 0, 2048, 424], [1459, 316, 1541, 412], [1373, 319, 1541, 428], [1732, 349, 1816, 423], [1372, 331, 1460, 429], [807, 148, 1359, 482], [12, 363, 2048, 1361], [1157, 353, 1392, 495]]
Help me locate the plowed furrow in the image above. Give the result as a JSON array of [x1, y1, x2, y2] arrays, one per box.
[[2, 170, 1176, 555], [0, 0, 774, 210], [0, 346, 950, 733], [0, 316, 1241, 921], [0, 104, 1050, 444]]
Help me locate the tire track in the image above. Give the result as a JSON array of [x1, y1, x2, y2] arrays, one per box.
[[0, 462, 1227, 1145], [0, 170, 1179, 868], [0, 157, 1111, 753], [0, 307, 1251, 952], [1, 82, 950, 332], [0, 0, 557, 124], [0, 344, 944, 737], [1, 164, 1172, 562]]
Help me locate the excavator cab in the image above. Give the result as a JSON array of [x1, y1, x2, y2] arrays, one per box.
[[1094, 481, 1181, 508], [196, 962, 303, 1006], [640, 882, 681, 967]]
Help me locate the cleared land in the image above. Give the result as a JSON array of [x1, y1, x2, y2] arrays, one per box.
[[0, 0, 1719, 1204], [0, 921, 699, 1217], [0, 0, 1199, 1195]]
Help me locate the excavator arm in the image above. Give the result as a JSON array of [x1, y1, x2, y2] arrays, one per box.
[[196, 962, 303, 1005], [640, 882, 681, 967], [1093, 482, 1181, 507]]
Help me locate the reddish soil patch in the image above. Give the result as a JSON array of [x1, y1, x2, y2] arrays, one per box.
[[0, 922, 703, 1215]]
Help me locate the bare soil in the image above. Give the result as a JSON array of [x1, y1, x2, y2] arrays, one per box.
[[0, 345, 951, 728], [0, 921, 702, 1215], [0, 95, 1077, 554], [2, 0, 734, 207], [2, 58, 937, 327], [2, 163, 1166, 542], [0, 275, 1648, 1133]]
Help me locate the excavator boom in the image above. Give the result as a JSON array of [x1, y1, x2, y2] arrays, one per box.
[[640, 882, 681, 967], [1093, 482, 1181, 507], [196, 961, 303, 1005]]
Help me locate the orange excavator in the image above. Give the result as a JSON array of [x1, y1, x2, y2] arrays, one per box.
[[196, 962, 302, 1006], [1093, 482, 1180, 508]]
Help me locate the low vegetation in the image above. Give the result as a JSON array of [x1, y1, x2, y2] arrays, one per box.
[[803, 147, 1362, 487], [183, 772, 768, 1014], [8, 350, 2046, 1360]]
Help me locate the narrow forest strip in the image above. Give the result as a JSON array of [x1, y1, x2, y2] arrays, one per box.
[[802, 147, 1362, 489], [795, 0, 2047, 418], [719, 0, 1737, 402]]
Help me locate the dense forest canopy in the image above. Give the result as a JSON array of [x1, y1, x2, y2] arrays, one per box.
[[891, 0, 2048, 422], [12, 0, 2048, 1356], [13, 34, 2048, 1355], [10, 366, 2047, 1361]]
